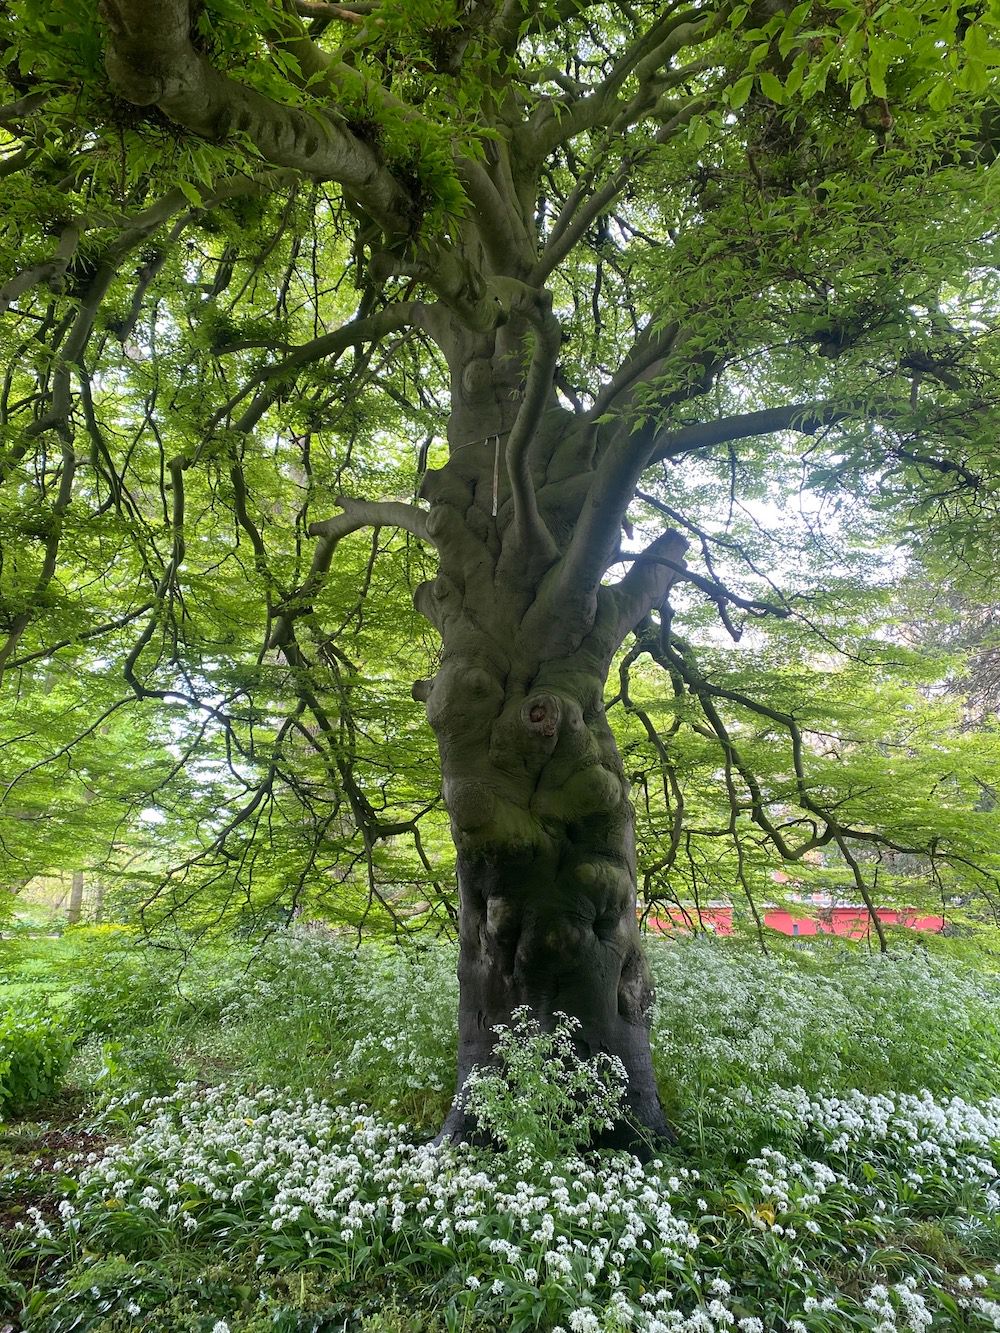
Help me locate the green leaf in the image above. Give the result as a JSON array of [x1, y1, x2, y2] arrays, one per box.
[[759, 70, 785, 103], [729, 74, 755, 109], [747, 42, 771, 71], [177, 179, 204, 208]]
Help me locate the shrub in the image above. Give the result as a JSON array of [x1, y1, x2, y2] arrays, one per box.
[[0, 1003, 74, 1116], [463, 1008, 629, 1159]]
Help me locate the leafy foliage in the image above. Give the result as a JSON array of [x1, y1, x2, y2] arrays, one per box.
[[0, 1002, 73, 1117], [463, 1009, 630, 1159], [2, 0, 1000, 938]]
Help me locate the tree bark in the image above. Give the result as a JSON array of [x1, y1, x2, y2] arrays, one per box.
[[414, 394, 679, 1151], [430, 664, 672, 1151], [67, 869, 85, 925]]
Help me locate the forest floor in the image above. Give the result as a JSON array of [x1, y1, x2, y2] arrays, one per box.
[[2, 926, 1000, 1332]]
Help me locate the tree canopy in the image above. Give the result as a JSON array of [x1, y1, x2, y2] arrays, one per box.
[[3, 0, 1000, 947]]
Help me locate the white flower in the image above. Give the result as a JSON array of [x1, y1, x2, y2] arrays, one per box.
[[569, 1311, 600, 1333]]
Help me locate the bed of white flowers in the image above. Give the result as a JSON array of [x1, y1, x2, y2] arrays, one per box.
[[7, 933, 1000, 1331], [15, 1002, 1000, 1333]]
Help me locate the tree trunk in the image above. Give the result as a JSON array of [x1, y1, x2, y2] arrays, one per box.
[[67, 869, 85, 925], [413, 391, 678, 1148], [430, 664, 671, 1149]]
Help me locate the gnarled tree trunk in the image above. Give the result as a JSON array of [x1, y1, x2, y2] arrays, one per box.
[[411, 351, 685, 1148], [436, 679, 671, 1149]]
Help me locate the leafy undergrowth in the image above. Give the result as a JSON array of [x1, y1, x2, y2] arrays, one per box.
[[2, 932, 1000, 1331]]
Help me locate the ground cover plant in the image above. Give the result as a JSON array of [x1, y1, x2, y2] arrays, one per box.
[[3, 930, 1000, 1331]]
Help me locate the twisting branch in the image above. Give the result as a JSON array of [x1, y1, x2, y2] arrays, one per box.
[[533, 96, 709, 283], [615, 640, 686, 880], [270, 499, 432, 649], [99, 0, 413, 232], [558, 399, 846, 626], [500, 296, 561, 572], [0, 437, 76, 682], [833, 831, 889, 953], [4, 604, 156, 672], [123, 455, 187, 699], [635, 625, 966, 951]]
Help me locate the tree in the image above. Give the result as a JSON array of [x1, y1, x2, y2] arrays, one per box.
[[2, 0, 1000, 1144]]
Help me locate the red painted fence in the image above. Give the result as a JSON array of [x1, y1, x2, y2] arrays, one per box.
[[647, 905, 944, 938]]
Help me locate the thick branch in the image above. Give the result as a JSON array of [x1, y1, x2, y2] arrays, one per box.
[[309, 498, 431, 546], [611, 529, 688, 644], [99, 0, 413, 233], [529, 10, 715, 161], [500, 298, 561, 572], [0, 224, 80, 316], [270, 499, 431, 648], [649, 402, 846, 465]]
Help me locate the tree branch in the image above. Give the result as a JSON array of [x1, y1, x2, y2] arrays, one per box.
[[500, 297, 561, 572], [533, 97, 708, 283], [207, 301, 436, 438], [649, 402, 847, 465], [270, 499, 432, 649], [611, 529, 688, 645], [309, 498, 431, 545], [99, 0, 413, 233]]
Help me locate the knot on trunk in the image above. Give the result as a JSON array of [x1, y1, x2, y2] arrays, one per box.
[[520, 692, 561, 739]]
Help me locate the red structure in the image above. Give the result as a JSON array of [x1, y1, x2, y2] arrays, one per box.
[[648, 904, 944, 939]]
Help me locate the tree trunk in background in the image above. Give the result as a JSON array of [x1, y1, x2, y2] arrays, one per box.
[[67, 869, 85, 925]]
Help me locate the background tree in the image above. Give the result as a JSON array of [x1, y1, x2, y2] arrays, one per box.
[[2, 0, 1000, 1142]]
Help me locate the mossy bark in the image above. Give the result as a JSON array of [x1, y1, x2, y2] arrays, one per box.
[[413, 374, 682, 1150], [427, 662, 671, 1149]]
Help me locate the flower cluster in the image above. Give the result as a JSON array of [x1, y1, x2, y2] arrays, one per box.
[[767, 1085, 1000, 1204], [67, 1084, 715, 1330], [45, 1076, 1000, 1332], [463, 1009, 630, 1159]]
